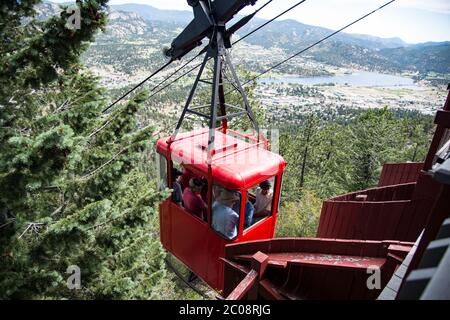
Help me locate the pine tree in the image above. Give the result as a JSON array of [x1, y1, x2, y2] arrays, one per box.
[[346, 108, 404, 191], [0, 0, 182, 299], [279, 114, 320, 201], [306, 123, 352, 199], [399, 113, 434, 163]]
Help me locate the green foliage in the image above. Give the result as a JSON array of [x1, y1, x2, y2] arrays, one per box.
[[276, 107, 433, 237], [279, 107, 433, 202], [276, 190, 322, 238], [347, 108, 404, 190], [0, 0, 181, 300]]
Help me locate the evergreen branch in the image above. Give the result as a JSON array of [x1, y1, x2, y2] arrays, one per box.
[[88, 117, 112, 139], [52, 98, 70, 114], [0, 126, 31, 135], [41, 186, 60, 191], [50, 205, 64, 217], [80, 146, 130, 180], [55, 89, 99, 113], [18, 222, 46, 239], [0, 219, 16, 230], [81, 124, 164, 180], [108, 234, 148, 263], [87, 99, 176, 145], [18, 224, 32, 239], [85, 214, 124, 231]]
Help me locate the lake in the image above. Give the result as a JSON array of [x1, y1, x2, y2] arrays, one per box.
[[259, 71, 417, 88]]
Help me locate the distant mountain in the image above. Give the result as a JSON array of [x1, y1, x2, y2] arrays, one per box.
[[107, 3, 410, 51], [111, 3, 192, 24], [104, 10, 181, 39], [35, 1, 62, 20], [407, 41, 450, 49], [237, 18, 407, 51], [346, 34, 407, 49], [381, 43, 450, 74], [35, 2, 449, 83]]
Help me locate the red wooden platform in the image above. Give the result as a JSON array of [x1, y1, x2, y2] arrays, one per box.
[[222, 89, 450, 300], [234, 252, 387, 270], [223, 238, 412, 300]]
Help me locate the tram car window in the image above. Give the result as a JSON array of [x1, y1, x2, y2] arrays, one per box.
[[212, 185, 241, 240]]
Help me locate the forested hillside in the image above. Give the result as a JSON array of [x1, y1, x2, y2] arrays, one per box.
[[0, 0, 197, 299], [275, 108, 433, 237], [0, 0, 439, 300]]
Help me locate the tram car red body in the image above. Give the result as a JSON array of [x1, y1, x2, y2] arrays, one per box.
[[156, 128, 286, 291]]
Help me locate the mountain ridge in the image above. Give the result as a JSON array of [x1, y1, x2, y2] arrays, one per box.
[[41, 1, 449, 49], [37, 1, 450, 84], [108, 2, 450, 50], [110, 3, 193, 24], [111, 3, 409, 49]]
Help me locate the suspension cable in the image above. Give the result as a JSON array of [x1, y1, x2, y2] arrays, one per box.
[[149, 61, 204, 99], [253, 0, 274, 15], [98, 0, 396, 136], [227, 0, 397, 95], [149, 0, 306, 98], [233, 0, 307, 45], [101, 59, 172, 113], [101, 0, 276, 115], [150, 52, 203, 93]]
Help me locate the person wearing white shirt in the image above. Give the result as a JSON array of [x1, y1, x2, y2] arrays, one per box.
[[212, 189, 240, 239], [254, 180, 273, 217]]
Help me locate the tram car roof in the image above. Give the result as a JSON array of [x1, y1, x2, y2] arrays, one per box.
[[156, 128, 286, 189]]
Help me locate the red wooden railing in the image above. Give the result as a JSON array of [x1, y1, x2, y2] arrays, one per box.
[[330, 181, 416, 202], [423, 90, 450, 170], [378, 162, 423, 187], [316, 175, 443, 242], [404, 89, 450, 275], [316, 90, 450, 244], [316, 198, 431, 242]]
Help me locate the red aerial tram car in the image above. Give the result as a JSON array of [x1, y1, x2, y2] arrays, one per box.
[[156, 128, 286, 291], [154, 0, 287, 291]]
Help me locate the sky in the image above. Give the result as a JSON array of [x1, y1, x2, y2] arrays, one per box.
[[52, 0, 450, 43]]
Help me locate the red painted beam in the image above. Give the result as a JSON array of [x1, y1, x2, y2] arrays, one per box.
[[434, 110, 450, 127], [235, 252, 386, 270], [226, 269, 258, 300], [259, 279, 286, 300], [424, 90, 450, 170]]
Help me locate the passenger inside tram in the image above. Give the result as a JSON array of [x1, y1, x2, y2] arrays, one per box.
[[182, 177, 207, 220], [212, 187, 240, 239], [234, 194, 254, 229], [253, 180, 273, 218], [171, 168, 183, 207]]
